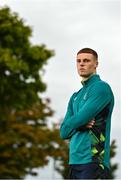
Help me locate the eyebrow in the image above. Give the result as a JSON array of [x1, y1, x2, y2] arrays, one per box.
[[76, 58, 91, 61]]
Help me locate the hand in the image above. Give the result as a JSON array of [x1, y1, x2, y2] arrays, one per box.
[[86, 119, 95, 129]]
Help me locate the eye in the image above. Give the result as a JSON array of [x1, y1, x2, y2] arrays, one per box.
[[83, 59, 90, 63], [77, 59, 81, 63]]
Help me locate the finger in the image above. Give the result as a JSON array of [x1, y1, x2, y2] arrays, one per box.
[[88, 122, 95, 126], [87, 126, 92, 128], [86, 125, 93, 128], [90, 120, 95, 123]]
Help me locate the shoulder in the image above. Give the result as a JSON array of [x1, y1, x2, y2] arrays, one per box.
[[93, 80, 111, 90], [90, 80, 113, 97]]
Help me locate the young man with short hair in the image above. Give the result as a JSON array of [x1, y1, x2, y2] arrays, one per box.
[[60, 48, 114, 179]]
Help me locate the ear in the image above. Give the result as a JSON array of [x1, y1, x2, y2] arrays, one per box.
[[95, 61, 98, 68]]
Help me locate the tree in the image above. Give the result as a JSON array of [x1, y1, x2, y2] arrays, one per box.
[[48, 123, 69, 179], [0, 6, 55, 179], [110, 140, 118, 179]]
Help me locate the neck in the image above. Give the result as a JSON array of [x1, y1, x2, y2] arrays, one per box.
[[81, 72, 96, 81]]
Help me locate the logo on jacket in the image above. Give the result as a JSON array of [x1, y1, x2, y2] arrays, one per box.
[[74, 96, 77, 101], [83, 93, 88, 100]]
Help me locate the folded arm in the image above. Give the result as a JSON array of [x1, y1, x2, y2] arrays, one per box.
[[60, 82, 112, 139], [60, 93, 77, 139]]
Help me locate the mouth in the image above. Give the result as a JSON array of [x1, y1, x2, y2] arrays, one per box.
[[80, 68, 85, 71]]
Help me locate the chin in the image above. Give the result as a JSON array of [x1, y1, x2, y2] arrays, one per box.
[[80, 74, 90, 78]]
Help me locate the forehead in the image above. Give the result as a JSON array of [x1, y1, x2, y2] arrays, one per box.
[[77, 53, 95, 60]]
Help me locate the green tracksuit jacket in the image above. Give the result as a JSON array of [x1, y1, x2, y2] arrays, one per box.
[[60, 74, 114, 168]]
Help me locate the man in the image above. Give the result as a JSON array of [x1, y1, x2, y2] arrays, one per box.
[[60, 48, 114, 179]]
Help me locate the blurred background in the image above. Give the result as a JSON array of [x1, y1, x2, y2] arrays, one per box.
[[0, 0, 120, 179]]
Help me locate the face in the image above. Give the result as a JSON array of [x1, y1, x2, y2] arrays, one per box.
[[76, 53, 98, 78]]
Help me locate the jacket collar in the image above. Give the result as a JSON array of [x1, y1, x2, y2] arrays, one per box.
[[81, 74, 100, 87]]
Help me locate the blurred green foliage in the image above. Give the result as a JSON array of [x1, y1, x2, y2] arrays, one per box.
[[0, 6, 57, 179], [110, 139, 118, 179]]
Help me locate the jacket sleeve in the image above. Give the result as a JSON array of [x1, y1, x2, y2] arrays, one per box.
[[62, 82, 112, 130], [60, 93, 77, 140]]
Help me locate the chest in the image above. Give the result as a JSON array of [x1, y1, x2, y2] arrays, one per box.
[[72, 87, 89, 113]]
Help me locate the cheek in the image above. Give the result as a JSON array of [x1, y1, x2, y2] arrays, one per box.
[[77, 64, 80, 70], [89, 64, 96, 70]]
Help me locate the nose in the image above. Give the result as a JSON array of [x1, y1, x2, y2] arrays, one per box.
[[79, 61, 84, 66]]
